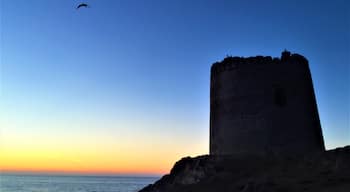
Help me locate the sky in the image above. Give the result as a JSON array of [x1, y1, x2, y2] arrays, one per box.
[[0, 0, 349, 175]]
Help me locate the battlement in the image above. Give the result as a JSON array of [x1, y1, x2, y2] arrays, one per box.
[[211, 51, 308, 75]]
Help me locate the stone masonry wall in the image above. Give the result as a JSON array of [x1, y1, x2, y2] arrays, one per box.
[[210, 51, 325, 155]]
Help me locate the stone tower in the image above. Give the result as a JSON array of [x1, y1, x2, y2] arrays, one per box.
[[210, 51, 325, 155]]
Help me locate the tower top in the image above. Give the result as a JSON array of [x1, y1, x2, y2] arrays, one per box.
[[281, 49, 291, 61], [211, 50, 308, 75]]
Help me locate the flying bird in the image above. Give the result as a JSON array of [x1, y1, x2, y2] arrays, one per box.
[[76, 3, 89, 9]]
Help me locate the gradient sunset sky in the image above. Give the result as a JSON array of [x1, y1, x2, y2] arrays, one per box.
[[0, 0, 349, 175]]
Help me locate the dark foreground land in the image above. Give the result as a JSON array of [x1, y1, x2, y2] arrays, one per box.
[[139, 146, 350, 192]]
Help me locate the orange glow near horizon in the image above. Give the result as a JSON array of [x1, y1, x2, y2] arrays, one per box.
[[0, 154, 170, 175], [0, 140, 206, 175], [0, 119, 208, 175], [0, 92, 208, 176], [0, 147, 204, 175]]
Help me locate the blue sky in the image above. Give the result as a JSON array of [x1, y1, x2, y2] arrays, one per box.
[[0, 0, 349, 173]]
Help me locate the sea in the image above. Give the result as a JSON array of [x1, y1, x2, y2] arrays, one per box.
[[0, 173, 159, 192]]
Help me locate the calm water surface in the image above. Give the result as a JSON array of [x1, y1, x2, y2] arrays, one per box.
[[0, 173, 159, 192]]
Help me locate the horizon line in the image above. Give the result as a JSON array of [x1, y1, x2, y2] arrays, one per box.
[[0, 170, 163, 178]]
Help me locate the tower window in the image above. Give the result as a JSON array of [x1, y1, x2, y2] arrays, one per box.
[[274, 87, 287, 107]]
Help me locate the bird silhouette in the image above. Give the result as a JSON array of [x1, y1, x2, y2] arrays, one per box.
[[76, 3, 89, 9]]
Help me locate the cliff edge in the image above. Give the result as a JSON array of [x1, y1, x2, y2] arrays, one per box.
[[139, 146, 350, 192]]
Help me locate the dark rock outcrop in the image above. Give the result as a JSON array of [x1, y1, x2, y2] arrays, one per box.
[[139, 146, 350, 192]]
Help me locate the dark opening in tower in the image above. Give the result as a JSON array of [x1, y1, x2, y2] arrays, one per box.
[[274, 87, 287, 107]]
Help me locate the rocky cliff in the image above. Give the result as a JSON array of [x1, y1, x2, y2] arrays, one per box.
[[139, 146, 350, 192]]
